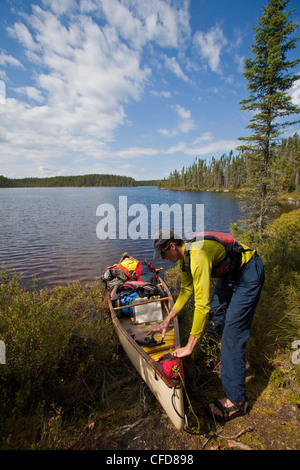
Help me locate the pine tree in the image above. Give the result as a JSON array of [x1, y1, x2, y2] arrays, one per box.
[[238, 0, 300, 236]]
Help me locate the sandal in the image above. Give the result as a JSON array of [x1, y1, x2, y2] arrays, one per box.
[[207, 398, 248, 423]]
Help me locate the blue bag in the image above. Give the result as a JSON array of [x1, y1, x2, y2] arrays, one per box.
[[119, 291, 140, 316]]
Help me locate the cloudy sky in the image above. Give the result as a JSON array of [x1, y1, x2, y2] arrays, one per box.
[[1, 0, 300, 180]]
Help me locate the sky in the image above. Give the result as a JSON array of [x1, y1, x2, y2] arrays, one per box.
[[0, 0, 300, 181]]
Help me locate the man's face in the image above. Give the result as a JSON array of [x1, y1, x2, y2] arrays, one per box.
[[161, 242, 180, 263]]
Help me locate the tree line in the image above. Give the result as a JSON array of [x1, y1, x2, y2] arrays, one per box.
[[158, 152, 246, 191], [158, 132, 300, 193], [0, 174, 158, 188]]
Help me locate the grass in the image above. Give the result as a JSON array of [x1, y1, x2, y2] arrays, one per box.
[[0, 208, 299, 449]]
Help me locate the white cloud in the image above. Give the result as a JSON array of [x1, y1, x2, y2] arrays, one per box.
[[0, 80, 5, 104], [194, 24, 228, 74], [175, 104, 191, 121], [150, 90, 171, 98], [41, 0, 77, 15], [164, 141, 187, 154], [0, 0, 193, 177], [164, 135, 238, 156], [15, 86, 45, 103], [96, 0, 190, 50], [113, 146, 158, 158], [290, 78, 300, 106], [163, 55, 189, 82], [158, 128, 178, 137], [175, 104, 195, 133], [235, 54, 245, 73], [1, 5, 152, 176], [7, 22, 38, 51], [192, 132, 213, 145], [0, 51, 23, 68], [157, 104, 195, 137], [188, 138, 238, 156]]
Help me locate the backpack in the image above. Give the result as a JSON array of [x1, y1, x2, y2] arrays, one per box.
[[101, 263, 132, 290], [183, 231, 250, 279], [133, 261, 158, 284]]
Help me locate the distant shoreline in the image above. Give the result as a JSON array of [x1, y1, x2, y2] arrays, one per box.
[[0, 174, 160, 188]]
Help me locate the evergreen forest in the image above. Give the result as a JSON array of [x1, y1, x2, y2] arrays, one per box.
[[158, 133, 300, 193], [0, 173, 137, 188]]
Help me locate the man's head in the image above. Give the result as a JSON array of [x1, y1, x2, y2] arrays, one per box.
[[153, 229, 183, 261]]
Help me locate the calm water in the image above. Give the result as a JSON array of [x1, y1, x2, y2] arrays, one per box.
[[0, 186, 243, 288]]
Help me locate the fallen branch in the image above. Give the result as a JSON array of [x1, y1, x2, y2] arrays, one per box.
[[201, 426, 254, 450], [118, 418, 144, 435], [227, 439, 252, 450]]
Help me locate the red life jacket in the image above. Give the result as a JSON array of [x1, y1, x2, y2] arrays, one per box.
[[183, 231, 249, 278]]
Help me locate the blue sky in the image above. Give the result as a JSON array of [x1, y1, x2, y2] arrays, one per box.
[[1, 0, 300, 180]]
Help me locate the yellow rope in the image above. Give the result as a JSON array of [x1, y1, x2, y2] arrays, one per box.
[[171, 364, 200, 435]]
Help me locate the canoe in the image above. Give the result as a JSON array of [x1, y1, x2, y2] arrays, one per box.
[[107, 253, 185, 430]]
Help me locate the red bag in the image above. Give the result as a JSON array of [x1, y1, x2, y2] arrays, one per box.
[[133, 261, 157, 283], [159, 353, 182, 378]]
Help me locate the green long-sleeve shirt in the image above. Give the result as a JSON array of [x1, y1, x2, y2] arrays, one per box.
[[172, 240, 255, 339]]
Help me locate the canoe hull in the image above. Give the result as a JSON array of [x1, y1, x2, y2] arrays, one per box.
[[107, 253, 185, 430], [112, 314, 185, 430]]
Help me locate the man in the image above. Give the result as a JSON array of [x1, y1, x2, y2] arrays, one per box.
[[149, 229, 265, 422]]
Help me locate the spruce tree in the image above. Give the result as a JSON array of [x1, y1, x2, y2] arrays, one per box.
[[238, 0, 300, 236]]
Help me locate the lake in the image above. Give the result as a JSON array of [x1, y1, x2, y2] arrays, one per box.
[[0, 186, 243, 288]]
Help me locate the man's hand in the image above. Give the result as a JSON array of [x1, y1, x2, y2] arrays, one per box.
[[148, 309, 178, 339], [148, 318, 170, 339], [173, 335, 198, 359], [173, 345, 193, 358]]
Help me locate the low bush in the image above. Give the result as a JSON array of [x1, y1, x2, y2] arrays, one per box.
[[0, 274, 122, 448], [232, 209, 300, 368]]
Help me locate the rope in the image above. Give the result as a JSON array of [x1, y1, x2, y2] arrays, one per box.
[[171, 364, 201, 435]]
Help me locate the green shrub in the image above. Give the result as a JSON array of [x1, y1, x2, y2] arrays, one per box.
[[234, 209, 300, 368], [0, 272, 122, 447]]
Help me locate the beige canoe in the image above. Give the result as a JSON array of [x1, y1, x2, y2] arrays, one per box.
[[107, 253, 185, 430]]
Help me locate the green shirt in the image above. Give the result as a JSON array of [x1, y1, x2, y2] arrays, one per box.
[[172, 240, 256, 339]]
